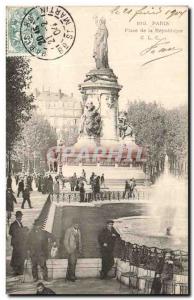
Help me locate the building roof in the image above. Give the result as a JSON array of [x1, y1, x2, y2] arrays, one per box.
[[35, 89, 82, 110]]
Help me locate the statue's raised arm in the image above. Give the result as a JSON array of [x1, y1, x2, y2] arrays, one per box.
[[93, 18, 109, 69]]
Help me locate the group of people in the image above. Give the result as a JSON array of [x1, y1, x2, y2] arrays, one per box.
[[8, 210, 119, 292], [68, 171, 105, 202], [37, 174, 60, 195], [8, 210, 56, 294], [6, 173, 61, 220], [6, 175, 33, 224]]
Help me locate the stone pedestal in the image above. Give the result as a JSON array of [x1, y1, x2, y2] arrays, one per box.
[[78, 68, 122, 146]]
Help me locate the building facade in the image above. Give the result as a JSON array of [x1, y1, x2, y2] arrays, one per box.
[[34, 88, 82, 135]]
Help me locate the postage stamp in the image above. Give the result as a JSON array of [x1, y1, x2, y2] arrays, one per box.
[[6, 7, 31, 56], [7, 6, 76, 60]]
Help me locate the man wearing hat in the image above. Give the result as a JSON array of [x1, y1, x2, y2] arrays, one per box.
[[27, 219, 50, 282], [9, 211, 26, 275], [64, 219, 82, 282], [98, 220, 120, 279]]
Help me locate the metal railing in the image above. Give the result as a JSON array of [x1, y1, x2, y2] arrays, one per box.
[[118, 241, 188, 294], [51, 189, 149, 203], [119, 241, 188, 275]]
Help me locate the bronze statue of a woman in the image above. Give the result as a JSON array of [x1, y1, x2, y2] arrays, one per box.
[[93, 17, 109, 69]]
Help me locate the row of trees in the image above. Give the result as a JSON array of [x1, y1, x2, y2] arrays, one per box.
[[126, 101, 188, 179], [12, 113, 58, 172]]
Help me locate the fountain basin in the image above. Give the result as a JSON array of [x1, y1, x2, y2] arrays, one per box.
[[114, 216, 187, 251]]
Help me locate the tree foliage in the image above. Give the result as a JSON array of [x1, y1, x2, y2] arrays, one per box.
[[127, 101, 167, 163], [6, 57, 35, 152], [126, 100, 188, 176], [61, 123, 79, 146], [165, 106, 188, 173], [13, 112, 58, 163]]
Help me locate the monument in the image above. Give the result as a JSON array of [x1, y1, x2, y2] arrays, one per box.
[[61, 18, 146, 184]]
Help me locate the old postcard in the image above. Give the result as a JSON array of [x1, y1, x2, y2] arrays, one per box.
[[6, 5, 189, 295]]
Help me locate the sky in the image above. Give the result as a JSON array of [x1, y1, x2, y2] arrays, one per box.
[[29, 6, 188, 110]]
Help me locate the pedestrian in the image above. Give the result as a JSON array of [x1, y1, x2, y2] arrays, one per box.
[[9, 211, 26, 276], [64, 220, 82, 282], [98, 220, 120, 279], [42, 176, 47, 194], [17, 179, 24, 197], [27, 219, 50, 282], [100, 173, 105, 188], [27, 174, 33, 191], [151, 274, 162, 294], [21, 186, 33, 209], [161, 253, 174, 294], [94, 176, 101, 200], [75, 180, 80, 191], [36, 282, 56, 295], [123, 180, 130, 199], [70, 173, 77, 191], [79, 182, 85, 202], [53, 177, 60, 202], [15, 174, 19, 185], [47, 174, 53, 194], [82, 169, 86, 178], [7, 175, 12, 189], [6, 188, 17, 224], [129, 178, 136, 198], [90, 172, 95, 186]]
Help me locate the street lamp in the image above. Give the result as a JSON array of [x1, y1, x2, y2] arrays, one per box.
[[57, 142, 63, 175]]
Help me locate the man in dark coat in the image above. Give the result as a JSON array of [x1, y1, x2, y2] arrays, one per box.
[[47, 175, 53, 194], [6, 188, 17, 223], [123, 180, 130, 199], [70, 173, 77, 191], [94, 176, 101, 200], [79, 182, 85, 202], [17, 179, 24, 197], [27, 174, 33, 191], [7, 175, 12, 189], [36, 282, 56, 295], [21, 186, 32, 209], [9, 211, 26, 275], [27, 220, 50, 282], [98, 220, 120, 279]]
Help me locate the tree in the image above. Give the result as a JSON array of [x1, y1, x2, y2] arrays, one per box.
[[165, 105, 188, 175], [126, 100, 188, 178], [6, 57, 35, 155], [13, 113, 58, 172], [61, 123, 79, 146], [126, 101, 167, 180]]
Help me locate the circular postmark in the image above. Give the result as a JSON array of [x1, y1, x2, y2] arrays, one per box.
[[20, 6, 76, 60]]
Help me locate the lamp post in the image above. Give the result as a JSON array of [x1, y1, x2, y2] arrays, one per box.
[[57, 142, 63, 175]]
